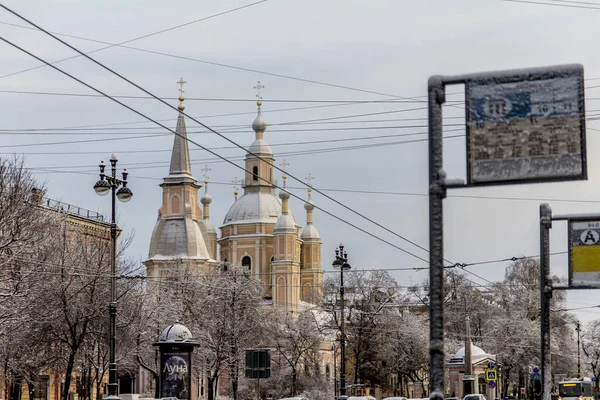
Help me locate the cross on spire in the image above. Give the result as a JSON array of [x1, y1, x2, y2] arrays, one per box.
[[306, 173, 314, 200], [254, 81, 264, 103], [201, 164, 211, 183], [177, 77, 187, 99], [305, 173, 314, 187], [232, 177, 240, 200], [280, 159, 289, 188]]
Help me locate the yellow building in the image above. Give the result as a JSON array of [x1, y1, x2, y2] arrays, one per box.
[[145, 84, 324, 313]]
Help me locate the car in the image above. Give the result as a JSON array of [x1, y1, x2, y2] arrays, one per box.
[[346, 396, 376, 400], [446, 397, 459, 400], [278, 397, 308, 400], [383, 397, 407, 400], [464, 395, 487, 400]]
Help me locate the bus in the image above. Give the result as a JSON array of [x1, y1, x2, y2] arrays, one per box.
[[558, 378, 593, 400]]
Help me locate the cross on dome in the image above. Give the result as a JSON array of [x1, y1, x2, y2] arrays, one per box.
[[306, 173, 314, 200], [280, 159, 289, 188], [254, 81, 264, 104], [232, 177, 240, 200], [176, 77, 187, 110], [177, 77, 187, 98], [201, 164, 211, 183]]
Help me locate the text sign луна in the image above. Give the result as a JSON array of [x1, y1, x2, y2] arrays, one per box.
[[570, 220, 600, 288], [466, 65, 586, 185]]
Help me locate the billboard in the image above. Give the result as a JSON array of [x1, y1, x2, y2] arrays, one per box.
[[160, 351, 191, 400], [465, 65, 586, 185], [569, 219, 600, 288]]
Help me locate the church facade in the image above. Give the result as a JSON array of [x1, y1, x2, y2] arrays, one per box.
[[144, 82, 324, 313]]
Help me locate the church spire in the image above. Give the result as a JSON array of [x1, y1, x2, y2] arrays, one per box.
[[169, 77, 192, 176], [301, 173, 320, 241]]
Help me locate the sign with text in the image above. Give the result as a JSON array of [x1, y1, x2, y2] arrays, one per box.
[[160, 351, 191, 400], [569, 219, 600, 288], [465, 65, 586, 185]]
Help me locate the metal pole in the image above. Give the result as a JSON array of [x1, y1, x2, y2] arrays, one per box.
[[539, 204, 552, 400], [428, 76, 446, 400], [340, 265, 346, 397], [576, 321, 581, 378], [108, 160, 119, 400]]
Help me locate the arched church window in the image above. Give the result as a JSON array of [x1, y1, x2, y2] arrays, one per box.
[[242, 256, 251, 271], [252, 166, 259, 181]]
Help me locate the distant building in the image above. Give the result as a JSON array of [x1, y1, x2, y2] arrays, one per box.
[[448, 345, 498, 399], [0, 195, 113, 400], [144, 84, 324, 312], [142, 83, 330, 398]]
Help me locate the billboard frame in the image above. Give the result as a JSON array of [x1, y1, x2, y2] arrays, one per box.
[[462, 64, 587, 187]]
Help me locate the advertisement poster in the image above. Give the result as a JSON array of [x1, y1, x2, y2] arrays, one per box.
[[160, 351, 190, 400]]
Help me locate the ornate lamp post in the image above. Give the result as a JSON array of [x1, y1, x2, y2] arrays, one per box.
[[93, 154, 133, 400], [332, 244, 351, 398]]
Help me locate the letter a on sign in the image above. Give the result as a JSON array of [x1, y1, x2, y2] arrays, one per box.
[[570, 221, 600, 288]]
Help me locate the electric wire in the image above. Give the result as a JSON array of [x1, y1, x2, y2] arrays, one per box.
[[503, 0, 600, 10], [0, 8, 448, 265], [0, 32, 431, 264], [0, 0, 270, 80]]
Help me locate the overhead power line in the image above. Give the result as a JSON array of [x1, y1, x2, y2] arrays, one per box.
[[0, 5, 460, 267], [0, 0, 270, 80], [503, 0, 600, 10], [0, 88, 442, 104], [0, 25, 433, 265]]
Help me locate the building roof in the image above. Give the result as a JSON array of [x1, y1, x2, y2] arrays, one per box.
[[222, 191, 282, 226], [147, 217, 211, 261], [168, 101, 192, 177]]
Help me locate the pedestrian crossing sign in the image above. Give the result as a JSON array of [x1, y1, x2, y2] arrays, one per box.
[[486, 370, 497, 381]]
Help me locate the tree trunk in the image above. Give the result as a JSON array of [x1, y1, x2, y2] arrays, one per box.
[[9, 376, 22, 400], [207, 376, 216, 400], [231, 360, 239, 400], [291, 368, 297, 396], [62, 350, 77, 400]]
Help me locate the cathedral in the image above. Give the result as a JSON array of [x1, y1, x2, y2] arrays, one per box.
[[143, 81, 324, 313]]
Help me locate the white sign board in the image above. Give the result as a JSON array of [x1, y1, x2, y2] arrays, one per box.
[[466, 66, 586, 185], [569, 220, 600, 288]]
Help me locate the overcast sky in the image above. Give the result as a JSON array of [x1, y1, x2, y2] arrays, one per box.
[[2, 0, 600, 333]]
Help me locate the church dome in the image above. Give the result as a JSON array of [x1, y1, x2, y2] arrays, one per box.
[[301, 223, 320, 240], [201, 193, 212, 205], [252, 112, 267, 133], [223, 191, 282, 225], [159, 321, 193, 343], [454, 345, 487, 359], [147, 217, 211, 261], [248, 139, 273, 156]]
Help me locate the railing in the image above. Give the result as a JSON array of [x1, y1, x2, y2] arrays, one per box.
[[43, 197, 105, 222]]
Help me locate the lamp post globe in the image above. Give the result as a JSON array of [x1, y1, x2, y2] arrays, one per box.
[[116, 187, 133, 202], [94, 180, 111, 196]]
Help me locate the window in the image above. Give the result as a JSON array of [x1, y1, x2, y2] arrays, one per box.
[[252, 166, 259, 181], [242, 256, 251, 271], [223, 258, 228, 272], [171, 195, 180, 213], [325, 364, 331, 381]]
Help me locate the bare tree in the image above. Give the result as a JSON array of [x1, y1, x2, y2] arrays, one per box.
[[267, 308, 323, 395]]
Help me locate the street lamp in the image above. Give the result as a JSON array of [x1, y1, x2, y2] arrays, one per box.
[[93, 153, 133, 400], [333, 244, 351, 398]]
